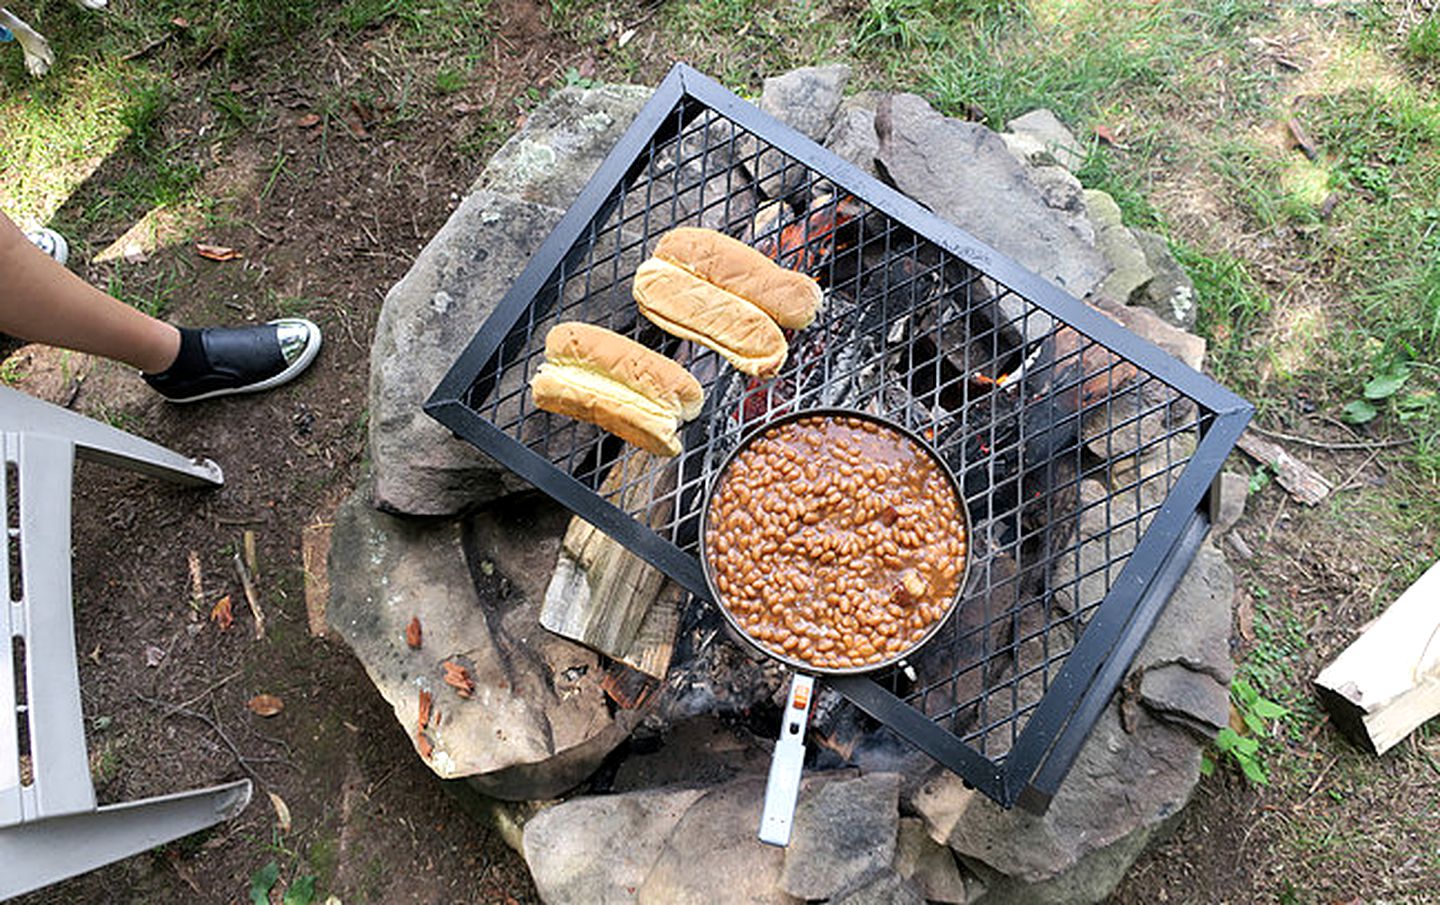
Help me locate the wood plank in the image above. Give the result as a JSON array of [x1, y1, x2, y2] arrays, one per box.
[[540, 451, 680, 678], [1236, 429, 1331, 506], [1314, 558, 1440, 755]]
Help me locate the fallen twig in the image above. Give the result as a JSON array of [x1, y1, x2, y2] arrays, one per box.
[[234, 550, 266, 640], [1246, 422, 1412, 451], [138, 694, 292, 778]]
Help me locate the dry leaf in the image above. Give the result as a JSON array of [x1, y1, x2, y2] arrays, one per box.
[[415, 728, 434, 759], [1094, 124, 1130, 150], [210, 594, 234, 630], [267, 791, 292, 833], [441, 660, 475, 698], [247, 693, 284, 717], [296, 112, 322, 128], [417, 689, 433, 729], [187, 550, 204, 613], [405, 615, 422, 650], [144, 644, 166, 667], [195, 242, 242, 262]]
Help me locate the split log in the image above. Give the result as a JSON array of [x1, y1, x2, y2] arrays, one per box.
[[541, 451, 680, 678], [1314, 558, 1440, 755], [1236, 429, 1331, 506]]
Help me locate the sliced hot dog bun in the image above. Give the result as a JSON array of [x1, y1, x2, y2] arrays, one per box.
[[530, 322, 703, 457], [654, 227, 822, 329], [633, 258, 788, 378]]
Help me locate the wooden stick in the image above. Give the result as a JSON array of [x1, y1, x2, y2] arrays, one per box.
[[234, 551, 266, 640], [1237, 429, 1332, 506]]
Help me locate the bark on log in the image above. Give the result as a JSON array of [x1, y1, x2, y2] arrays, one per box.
[[1314, 558, 1440, 755], [540, 451, 680, 678]]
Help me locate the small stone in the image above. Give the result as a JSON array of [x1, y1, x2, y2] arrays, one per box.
[[1130, 229, 1198, 330], [1083, 190, 1154, 303], [1089, 296, 1205, 370], [894, 817, 978, 904], [999, 131, 1058, 168], [1216, 471, 1248, 535], [1133, 542, 1235, 688], [779, 772, 901, 899], [1004, 109, 1086, 172], [1228, 532, 1255, 560], [522, 786, 707, 905]]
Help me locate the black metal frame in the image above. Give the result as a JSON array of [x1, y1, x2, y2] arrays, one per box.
[[426, 63, 1253, 810]]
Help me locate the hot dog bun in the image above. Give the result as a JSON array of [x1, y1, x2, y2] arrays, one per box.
[[530, 322, 703, 457], [653, 227, 822, 329], [633, 258, 788, 378]]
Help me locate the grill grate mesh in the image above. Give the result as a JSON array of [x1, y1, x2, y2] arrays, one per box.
[[430, 65, 1251, 808]]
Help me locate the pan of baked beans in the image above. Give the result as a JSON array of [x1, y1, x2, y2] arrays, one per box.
[[700, 409, 971, 676]]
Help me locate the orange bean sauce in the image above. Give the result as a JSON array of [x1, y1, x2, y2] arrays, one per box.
[[705, 415, 968, 670]]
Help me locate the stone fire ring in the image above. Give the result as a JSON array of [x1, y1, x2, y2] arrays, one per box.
[[330, 66, 1242, 904]]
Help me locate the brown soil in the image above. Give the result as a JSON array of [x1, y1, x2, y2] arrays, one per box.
[[7, 2, 585, 901]]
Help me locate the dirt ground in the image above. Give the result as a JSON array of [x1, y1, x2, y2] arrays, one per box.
[[6, 1, 1439, 903]]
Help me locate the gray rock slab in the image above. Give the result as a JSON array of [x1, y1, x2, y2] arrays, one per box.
[[875, 93, 1108, 340], [1004, 108, 1085, 172], [825, 104, 881, 177], [760, 64, 851, 141], [1084, 189, 1154, 303], [829, 868, 924, 905], [911, 705, 1200, 888], [1028, 165, 1087, 218], [327, 489, 633, 797], [779, 772, 900, 899], [751, 65, 851, 200], [894, 817, 978, 904], [999, 130, 1059, 168], [1131, 229, 1198, 330], [368, 190, 561, 516], [637, 776, 799, 905], [522, 786, 708, 905], [475, 83, 653, 207], [957, 818, 1164, 905], [1133, 541, 1235, 688], [1139, 663, 1230, 738]]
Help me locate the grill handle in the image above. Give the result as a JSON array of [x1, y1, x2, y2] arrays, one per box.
[[758, 673, 816, 846]]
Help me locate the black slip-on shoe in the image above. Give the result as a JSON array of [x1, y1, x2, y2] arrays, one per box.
[[143, 318, 322, 403]]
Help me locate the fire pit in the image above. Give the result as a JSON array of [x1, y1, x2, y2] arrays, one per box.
[[423, 63, 1252, 812]]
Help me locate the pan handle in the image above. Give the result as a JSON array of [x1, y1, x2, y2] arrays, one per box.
[[758, 673, 815, 847]]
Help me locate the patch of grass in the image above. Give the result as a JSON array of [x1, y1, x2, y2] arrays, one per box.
[[1174, 242, 1272, 390], [434, 65, 468, 95], [1404, 16, 1440, 64]]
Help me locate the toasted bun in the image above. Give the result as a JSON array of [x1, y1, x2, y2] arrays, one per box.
[[633, 258, 788, 378], [544, 322, 703, 420], [654, 227, 822, 329], [530, 322, 704, 457]]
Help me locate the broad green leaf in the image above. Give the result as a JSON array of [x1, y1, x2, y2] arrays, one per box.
[[1240, 755, 1269, 785], [1341, 399, 1378, 424], [1199, 754, 1215, 776], [282, 875, 317, 905], [1233, 734, 1260, 756], [1251, 697, 1289, 719], [1364, 369, 1410, 399], [250, 861, 280, 905], [1243, 710, 1266, 736]]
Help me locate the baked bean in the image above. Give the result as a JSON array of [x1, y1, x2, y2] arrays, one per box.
[[706, 414, 967, 669]]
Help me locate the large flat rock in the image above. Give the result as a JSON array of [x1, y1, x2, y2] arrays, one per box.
[[327, 489, 634, 798], [368, 190, 561, 516]]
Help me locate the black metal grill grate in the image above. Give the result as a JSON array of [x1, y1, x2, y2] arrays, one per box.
[[427, 64, 1252, 810]]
